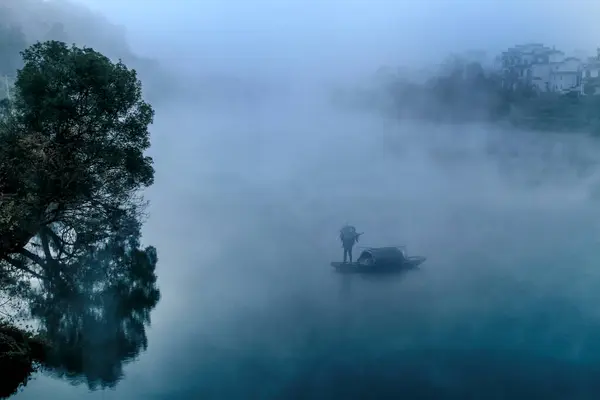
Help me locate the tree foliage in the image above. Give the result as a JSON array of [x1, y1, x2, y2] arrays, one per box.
[[1, 0, 172, 103], [0, 40, 155, 282], [0, 323, 48, 398], [0, 39, 160, 392]]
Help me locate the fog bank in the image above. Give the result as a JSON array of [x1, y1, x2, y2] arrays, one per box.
[[13, 0, 600, 398]]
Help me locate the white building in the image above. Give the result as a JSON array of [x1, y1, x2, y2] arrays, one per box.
[[530, 63, 553, 91], [500, 43, 588, 93], [525, 48, 573, 92], [547, 50, 566, 64], [549, 57, 582, 93], [500, 44, 559, 89]]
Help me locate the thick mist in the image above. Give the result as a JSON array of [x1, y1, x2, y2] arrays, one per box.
[[136, 97, 600, 398], [14, 0, 600, 398]]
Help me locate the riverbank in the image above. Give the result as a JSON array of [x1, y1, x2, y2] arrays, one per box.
[[350, 62, 600, 136], [0, 323, 49, 398]]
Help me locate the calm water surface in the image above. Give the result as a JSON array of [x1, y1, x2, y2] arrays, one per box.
[[13, 101, 600, 399]]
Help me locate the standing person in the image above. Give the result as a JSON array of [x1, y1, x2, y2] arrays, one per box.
[[339, 225, 363, 263]]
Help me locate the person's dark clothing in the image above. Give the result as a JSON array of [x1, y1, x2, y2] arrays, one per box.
[[342, 239, 355, 263], [340, 225, 361, 263]]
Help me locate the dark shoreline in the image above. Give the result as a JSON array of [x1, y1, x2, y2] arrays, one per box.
[[0, 323, 49, 399]]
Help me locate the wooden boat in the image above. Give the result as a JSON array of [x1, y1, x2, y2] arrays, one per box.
[[331, 246, 426, 273]]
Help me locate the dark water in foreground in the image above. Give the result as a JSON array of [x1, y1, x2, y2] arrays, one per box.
[[12, 106, 600, 399], [13, 232, 600, 399]]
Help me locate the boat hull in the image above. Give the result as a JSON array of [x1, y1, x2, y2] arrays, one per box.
[[331, 255, 426, 274]]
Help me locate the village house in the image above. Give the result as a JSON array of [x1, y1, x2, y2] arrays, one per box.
[[549, 57, 582, 92], [500, 44, 557, 89], [500, 43, 587, 94]]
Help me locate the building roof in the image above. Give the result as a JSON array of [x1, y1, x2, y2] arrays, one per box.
[[515, 43, 544, 48]]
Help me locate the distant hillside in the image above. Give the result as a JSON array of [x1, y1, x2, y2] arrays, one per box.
[[0, 0, 173, 102]]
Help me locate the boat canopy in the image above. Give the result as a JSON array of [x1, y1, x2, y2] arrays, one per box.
[[357, 246, 407, 265]]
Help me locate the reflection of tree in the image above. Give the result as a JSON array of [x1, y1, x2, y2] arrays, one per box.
[[27, 222, 160, 389], [0, 39, 159, 395]]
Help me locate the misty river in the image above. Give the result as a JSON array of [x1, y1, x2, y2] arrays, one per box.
[[12, 95, 600, 399]]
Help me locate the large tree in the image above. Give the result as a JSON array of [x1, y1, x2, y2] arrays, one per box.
[[0, 39, 159, 394], [0, 40, 155, 283]]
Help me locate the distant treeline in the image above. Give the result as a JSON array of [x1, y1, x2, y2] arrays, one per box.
[[348, 60, 600, 134]]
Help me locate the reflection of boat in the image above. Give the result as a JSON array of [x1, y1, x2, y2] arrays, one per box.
[[331, 246, 426, 273]]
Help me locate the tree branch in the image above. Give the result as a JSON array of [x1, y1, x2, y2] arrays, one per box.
[[17, 247, 47, 272], [45, 225, 77, 258], [2, 256, 47, 281], [39, 227, 54, 261]]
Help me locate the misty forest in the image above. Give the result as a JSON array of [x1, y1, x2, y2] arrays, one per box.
[[3, 0, 600, 399]]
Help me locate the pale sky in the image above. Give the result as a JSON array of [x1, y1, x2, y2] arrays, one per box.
[[72, 0, 600, 77]]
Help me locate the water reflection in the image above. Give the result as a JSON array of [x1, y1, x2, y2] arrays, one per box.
[[336, 265, 417, 300], [25, 231, 160, 390], [272, 348, 600, 399]]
